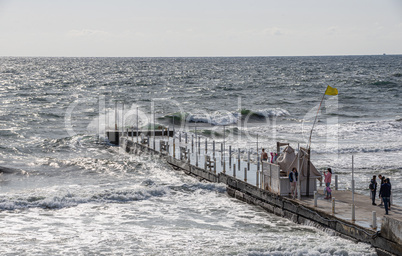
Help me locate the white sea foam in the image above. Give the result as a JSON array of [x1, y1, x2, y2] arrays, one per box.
[[254, 108, 290, 117], [188, 112, 240, 125]]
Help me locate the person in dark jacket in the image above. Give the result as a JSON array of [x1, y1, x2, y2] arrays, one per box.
[[380, 179, 391, 215], [370, 175, 377, 205], [378, 174, 385, 206], [386, 178, 392, 210]]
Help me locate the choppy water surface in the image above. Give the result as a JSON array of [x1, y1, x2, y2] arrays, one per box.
[[1, 56, 401, 255]]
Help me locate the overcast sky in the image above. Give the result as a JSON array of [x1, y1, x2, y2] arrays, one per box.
[[0, 0, 401, 57]]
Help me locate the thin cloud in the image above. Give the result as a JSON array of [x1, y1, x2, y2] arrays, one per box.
[[67, 29, 111, 38]]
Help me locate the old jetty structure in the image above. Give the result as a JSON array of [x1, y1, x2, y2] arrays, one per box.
[[107, 129, 402, 256]]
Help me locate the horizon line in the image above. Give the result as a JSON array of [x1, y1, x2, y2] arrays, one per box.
[[0, 53, 400, 58]]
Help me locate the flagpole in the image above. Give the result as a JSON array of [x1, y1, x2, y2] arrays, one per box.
[[307, 89, 327, 149]]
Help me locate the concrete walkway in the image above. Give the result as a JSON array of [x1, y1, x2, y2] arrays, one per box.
[[298, 188, 402, 230]]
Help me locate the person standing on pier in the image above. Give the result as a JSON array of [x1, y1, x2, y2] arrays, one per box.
[[289, 167, 298, 199], [370, 175, 378, 205], [323, 168, 332, 199], [378, 175, 385, 206], [261, 148, 268, 161], [380, 178, 391, 215]]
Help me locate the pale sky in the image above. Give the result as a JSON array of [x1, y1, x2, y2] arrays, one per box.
[[0, 0, 401, 57]]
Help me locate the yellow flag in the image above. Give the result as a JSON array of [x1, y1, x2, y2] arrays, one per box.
[[325, 85, 338, 95]]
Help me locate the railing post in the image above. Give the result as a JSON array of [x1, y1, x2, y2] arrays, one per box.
[[314, 191, 318, 207], [244, 167, 247, 182], [332, 198, 336, 214], [191, 135, 194, 153], [256, 169, 259, 187], [247, 149, 250, 171], [238, 148, 240, 171], [335, 175, 338, 190], [372, 211, 377, 229], [229, 146, 232, 166], [233, 164, 236, 178]]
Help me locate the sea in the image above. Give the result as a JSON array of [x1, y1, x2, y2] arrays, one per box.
[[0, 55, 401, 255]]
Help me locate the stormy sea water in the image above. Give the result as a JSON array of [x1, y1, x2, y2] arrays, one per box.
[[0, 55, 401, 255]]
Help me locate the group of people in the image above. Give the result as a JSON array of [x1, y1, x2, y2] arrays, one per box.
[[370, 174, 392, 215], [286, 167, 332, 199], [260, 148, 278, 163], [262, 148, 393, 215]]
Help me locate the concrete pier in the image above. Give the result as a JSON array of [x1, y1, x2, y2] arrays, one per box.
[[113, 132, 402, 256]]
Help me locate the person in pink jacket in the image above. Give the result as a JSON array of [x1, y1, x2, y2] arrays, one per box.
[[324, 168, 332, 199]]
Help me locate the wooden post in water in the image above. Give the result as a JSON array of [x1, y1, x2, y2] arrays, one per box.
[[205, 138, 207, 154], [233, 164, 236, 177], [213, 140, 215, 157]]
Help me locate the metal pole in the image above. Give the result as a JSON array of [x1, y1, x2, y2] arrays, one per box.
[[213, 140, 215, 157], [223, 125, 226, 166], [198, 136, 200, 155], [191, 135, 194, 153], [229, 145, 232, 166], [205, 138, 207, 154], [136, 107, 139, 143], [153, 108, 155, 150], [335, 175, 338, 190], [221, 142, 223, 163], [352, 155, 355, 221], [115, 101, 117, 131], [247, 149, 250, 171], [256, 168, 259, 187], [297, 143, 301, 200], [238, 148, 240, 171], [306, 148, 311, 197]]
